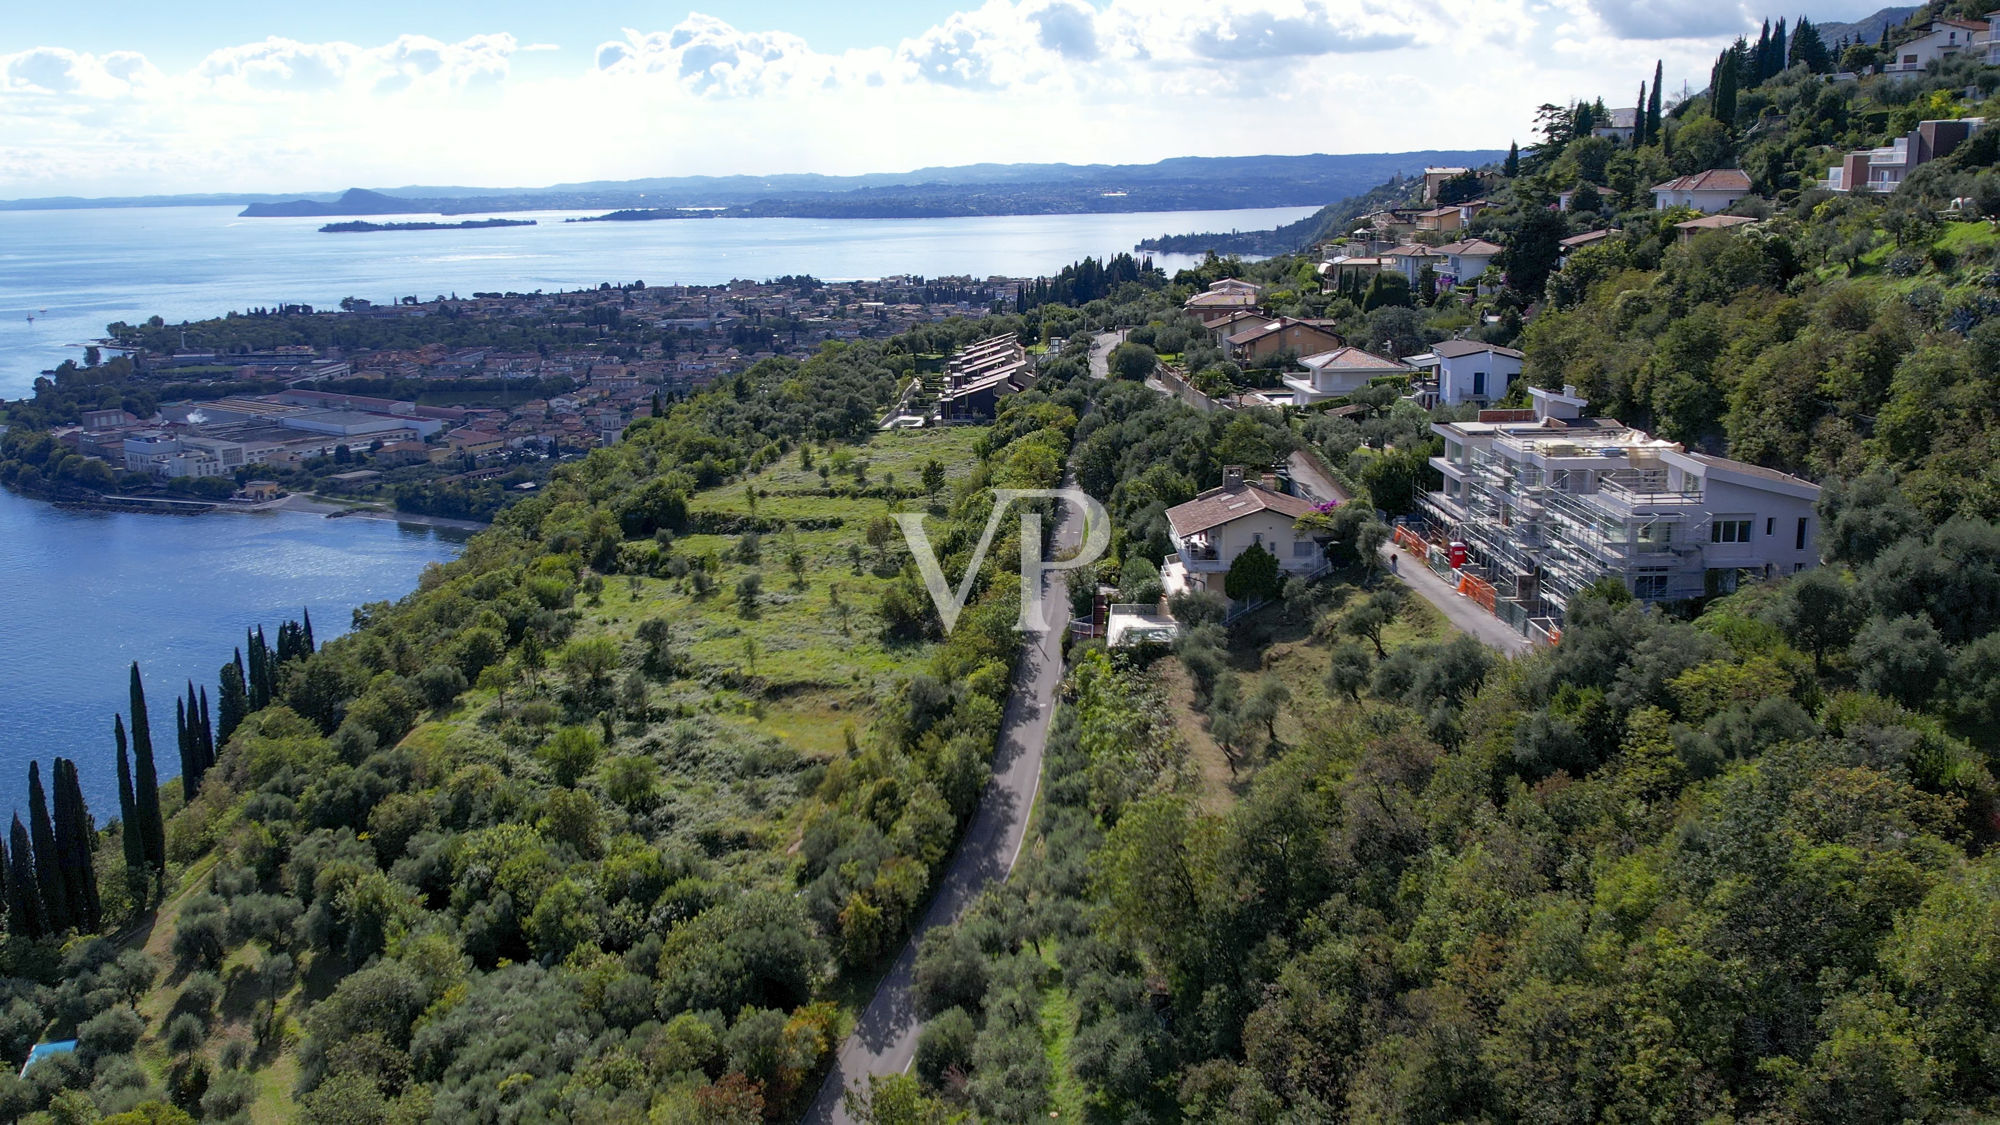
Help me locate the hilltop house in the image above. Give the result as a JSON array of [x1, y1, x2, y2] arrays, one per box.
[[1651, 169, 1753, 213], [1433, 239, 1505, 290], [1423, 167, 1471, 202], [1183, 279, 1264, 324], [1223, 317, 1346, 364], [1590, 108, 1638, 144], [1402, 339, 1524, 407], [1282, 346, 1414, 405], [1203, 310, 1276, 345], [1381, 243, 1444, 287], [1161, 466, 1326, 600], [1883, 18, 1990, 75], [1823, 117, 1985, 192]]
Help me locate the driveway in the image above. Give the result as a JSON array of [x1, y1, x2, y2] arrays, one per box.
[[1377, 543, 1533, 655], [1088, 329, 1123, 380], [803, 479, 1085, 1123]]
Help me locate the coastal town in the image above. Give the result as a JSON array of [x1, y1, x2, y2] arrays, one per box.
[[13, 275, 1014, 519]]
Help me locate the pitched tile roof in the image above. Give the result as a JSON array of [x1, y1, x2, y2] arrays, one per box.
[[1651, 168, 1754, 193], [1674, 214, 1757, 231], [1166, 481, 1320, 537], [1299, 346, 1413, 371], [1431, 339, 1526, 359], [1434, 239, 1504, 256]]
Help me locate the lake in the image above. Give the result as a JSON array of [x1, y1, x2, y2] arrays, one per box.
[[0, 203, 1318, 397], [0, 490, 466, 816]]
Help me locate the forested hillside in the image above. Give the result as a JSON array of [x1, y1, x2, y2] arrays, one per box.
[[848, 3, 2000, 1121], [16, 2, 2000, 1120], [0, 322, 1107, 1122]]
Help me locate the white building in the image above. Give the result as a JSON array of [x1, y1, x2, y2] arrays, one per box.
[[1882, 18, 1989, 75], [1590, 108, 1638, 144], [1419, 386, 1820, 620], [1403, 340, 1525, 407], [1650, 168, 1754, 213], [1161, 467, 1326, 601], [1283, 346, 1414, 405], [1379, 244, 1443, 287], [1433, 239, 1504, 290]]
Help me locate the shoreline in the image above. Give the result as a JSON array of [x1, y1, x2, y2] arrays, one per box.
[[271, 493, 489, 532], [29, 486, 489, 532]]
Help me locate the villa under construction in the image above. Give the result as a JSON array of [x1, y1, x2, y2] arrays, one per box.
[[1412, 385, 1821, 636]]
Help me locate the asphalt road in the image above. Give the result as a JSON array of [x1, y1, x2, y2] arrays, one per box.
[[1288, 441, 1528, 655], [802, 475, 1085, 1123]]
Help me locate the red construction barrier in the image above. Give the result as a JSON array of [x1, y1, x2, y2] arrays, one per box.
[[1457, 573, 1497, 612]]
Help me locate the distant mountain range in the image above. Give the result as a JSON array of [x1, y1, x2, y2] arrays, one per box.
[[0, 152, 1506, 221], [1817, 5, 1920, 49]]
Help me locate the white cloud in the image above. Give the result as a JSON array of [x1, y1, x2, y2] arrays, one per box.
[[192, 34, 518, 95], [0, 0, 1784, 196], [1, 47, 160, 96]]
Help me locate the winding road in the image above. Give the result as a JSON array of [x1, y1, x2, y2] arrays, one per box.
[[802, 343, 1106, 1123]]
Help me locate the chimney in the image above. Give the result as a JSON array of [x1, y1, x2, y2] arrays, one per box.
[[1222, 465, 1246, 488], [1261, 472, 1280, 491]]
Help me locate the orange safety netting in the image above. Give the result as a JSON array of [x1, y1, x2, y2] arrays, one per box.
[[1456, 573, 1497, 611], [1392, 526, 1428, 554]]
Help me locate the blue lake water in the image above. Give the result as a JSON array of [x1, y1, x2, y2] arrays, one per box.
[[0, 203, 1317, 398], [0, 490, 466, 818], [0, 200, 1315, 819]]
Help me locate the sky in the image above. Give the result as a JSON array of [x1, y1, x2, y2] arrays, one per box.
[[0, 0, 1897, 199]]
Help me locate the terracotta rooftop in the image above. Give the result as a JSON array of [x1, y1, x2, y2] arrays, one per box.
[[1652, 168, 1754, 193], [1299, 346, 1413, 371], [1166, 480, 1320, 538]]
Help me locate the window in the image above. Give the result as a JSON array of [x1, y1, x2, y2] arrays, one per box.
[[1796, 517, 1808, 551], [1632, 574, 1669, 598], [1293, 540, 1317, 559], [1711, 519, 1753, 544], [1472, 371, 1487, 396], [1766, 517, 1775, 536]]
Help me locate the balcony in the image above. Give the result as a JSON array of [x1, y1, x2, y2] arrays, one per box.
[[1170, 532, 1228, 572]]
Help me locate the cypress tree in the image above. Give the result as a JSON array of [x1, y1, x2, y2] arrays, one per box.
[[175, 695, 193, 800], [302, 608, 315, 654], [8, 816, 43, 940], [1648, 61, 1664, 143], [1714, 44, 1740, 126], [253, 626, 272, 708], [1636, 82, 1648, 145], [198, 687, 215, 778], [114, 716, 144, 877], [219, 657, 248, 746], [26, 763, 70, 934], [129, 664, 166, 879], [1772, 19, 1788, 79], [54, 760, 99, 930], [1503, 140, 1520, 178]]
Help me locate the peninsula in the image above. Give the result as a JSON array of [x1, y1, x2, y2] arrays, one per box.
[[318, 218, 536, 233]]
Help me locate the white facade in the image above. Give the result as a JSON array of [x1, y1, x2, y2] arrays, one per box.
[[1161, 469, 1326, 600], [1282, 347, 1413, 405], [1651, 169, 1754, 213], [1405, 341, 1524, 407], [1884, 19, 1988, 74], [1419, 386, 1820, 617]]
